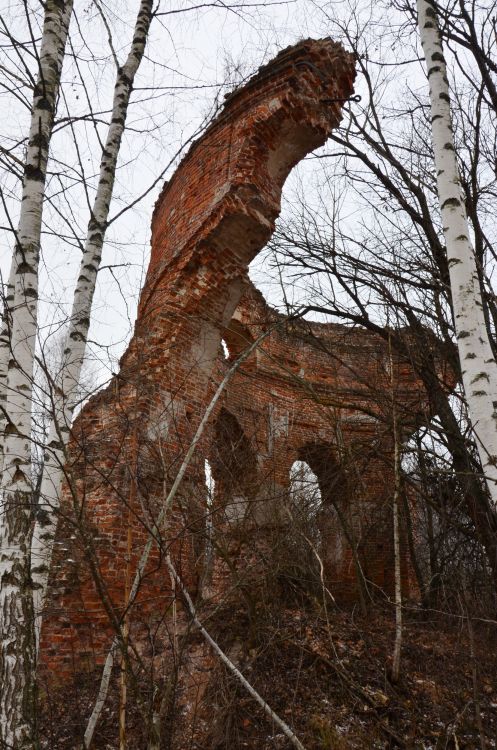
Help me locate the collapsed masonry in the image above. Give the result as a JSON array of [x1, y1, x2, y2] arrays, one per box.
[[40, 39, 441, 680]]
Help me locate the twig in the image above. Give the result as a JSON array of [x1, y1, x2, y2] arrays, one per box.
[[82, 325, 277, 747], [286, 640, 406, 747], [166, 554, 307, 750]]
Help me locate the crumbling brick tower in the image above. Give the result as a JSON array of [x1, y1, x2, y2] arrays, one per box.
[[40, 39, 434, 678]]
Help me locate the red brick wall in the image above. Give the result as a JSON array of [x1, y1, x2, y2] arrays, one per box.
[[40, 39, 432, 679]]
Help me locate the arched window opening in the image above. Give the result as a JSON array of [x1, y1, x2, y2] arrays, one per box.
[[210, 409, 257, 522], [221, 318, 256, 366], [289, 460, 322, 521], [220, 339, 229, 360], [298, 443, 345, 507], [295, 445, 348, 575], [212, 409, 256, 481], [284, 460, 326, 599]]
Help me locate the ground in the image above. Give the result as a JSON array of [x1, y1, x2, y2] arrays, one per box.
[[40, 598, 497, 749]]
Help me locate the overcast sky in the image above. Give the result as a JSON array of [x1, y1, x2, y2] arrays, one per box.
[[0, 0, 431, 391]]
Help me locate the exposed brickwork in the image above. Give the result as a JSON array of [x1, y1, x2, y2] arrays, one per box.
[[39, 39, 444, 684]]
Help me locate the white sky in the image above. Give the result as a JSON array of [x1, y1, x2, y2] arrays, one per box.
[[0, 0, 340, 388], [2, 0, 488, 394]]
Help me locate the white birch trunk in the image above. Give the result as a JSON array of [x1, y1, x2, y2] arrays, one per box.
[[0, 258, 17, 473], [31, 0, 154, 642], [0, 2, 73, 746], [417, 0, 497, 505]]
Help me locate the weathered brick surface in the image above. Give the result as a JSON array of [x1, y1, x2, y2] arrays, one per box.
[[40, 39, 442, 680]]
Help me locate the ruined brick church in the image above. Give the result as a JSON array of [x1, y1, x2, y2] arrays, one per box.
[[40, 38, 439, 690]]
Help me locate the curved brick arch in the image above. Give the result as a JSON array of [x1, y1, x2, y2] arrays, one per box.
[[141, 40, 354, 309], [122, 40, 356, 399]]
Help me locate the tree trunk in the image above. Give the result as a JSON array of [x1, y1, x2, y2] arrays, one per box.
[[418, 350, 497, 601], [0, 259, 16, 473], [389, 337, 402, 683], [30, 0, 154, 644], [0, 3, 73, 746], [417, 0, 497, 505]]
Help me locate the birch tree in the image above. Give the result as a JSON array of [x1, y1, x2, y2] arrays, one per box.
[[30, 0, 155, 644], [416, 0, 497, 505], [0, 0, 156, 743], [0, 2, 73, 746]]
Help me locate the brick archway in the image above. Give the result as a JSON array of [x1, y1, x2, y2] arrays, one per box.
[[209, 407, 258, 524]]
